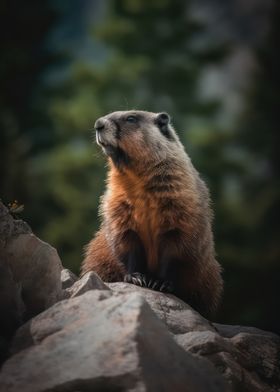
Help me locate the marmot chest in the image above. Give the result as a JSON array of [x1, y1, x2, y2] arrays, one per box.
[[131, 195, 162, 269]]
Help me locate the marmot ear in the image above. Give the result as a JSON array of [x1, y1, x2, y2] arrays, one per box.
[[156, 112, 170, 126], [156, 112, 174, 140]]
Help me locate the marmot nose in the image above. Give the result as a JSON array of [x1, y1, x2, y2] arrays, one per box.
[[95, 118, 105, 132]]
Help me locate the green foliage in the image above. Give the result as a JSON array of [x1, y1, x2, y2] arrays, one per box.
[[216, 2, 280, 331], [0, 0, 57, 202], [0, 0, 105, 273], [93, 0, 226, 124], [236, 2, 280, 267], [34, 0, 226, 273]]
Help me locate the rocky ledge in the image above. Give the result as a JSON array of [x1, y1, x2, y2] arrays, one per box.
[[0, 201, 279, 392]]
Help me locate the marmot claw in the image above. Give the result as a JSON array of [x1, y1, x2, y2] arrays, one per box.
[[124, 272, 147, 287], [124, 273, 173, 294]]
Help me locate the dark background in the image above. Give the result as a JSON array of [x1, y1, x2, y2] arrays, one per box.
[[1, 0, 279, 333]]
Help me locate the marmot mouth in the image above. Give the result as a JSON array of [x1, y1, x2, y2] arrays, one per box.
[[96, 131, 109, 147]]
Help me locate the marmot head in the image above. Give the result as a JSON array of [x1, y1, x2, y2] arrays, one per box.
[[94, 110, 182, 170]]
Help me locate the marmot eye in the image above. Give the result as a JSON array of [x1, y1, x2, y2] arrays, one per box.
[[126, 115, 137, 123]]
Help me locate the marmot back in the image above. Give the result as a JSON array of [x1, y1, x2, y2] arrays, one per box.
[[82, 110, 223, 315]]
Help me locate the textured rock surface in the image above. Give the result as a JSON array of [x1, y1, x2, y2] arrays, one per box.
[[61, 268, 78, 290], [0, 262, 25, 337], [109, 283, 280, 392], [108, 282, 215, 335], [175, 330, 280, 392], [0, 261, 25, 364], [1, 279, 278, 392], [65, 270, 110, 298], [0, 291, 227, 392], [0, 201, 279, 392], [0, 202, 31, 245], [0, 201, 63, 329], [2, 234, 63, 318]]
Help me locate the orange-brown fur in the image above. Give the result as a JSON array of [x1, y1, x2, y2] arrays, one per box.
[[82, 110, 223, 315]]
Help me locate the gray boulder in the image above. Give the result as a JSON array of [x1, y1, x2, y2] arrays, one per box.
[[61, 268, 78, 290], [0, 201, 63, 328], [0, 291, 227, 392], [107, 283, 280, 392], [0, 200, 279, 391], [108, 282, 216, 335], [61, 279, 280, 392], [65, 270, 110, 298], [174, 327, 280, 391]]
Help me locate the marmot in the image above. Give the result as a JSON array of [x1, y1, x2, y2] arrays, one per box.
[[82, 110, 223, 315]]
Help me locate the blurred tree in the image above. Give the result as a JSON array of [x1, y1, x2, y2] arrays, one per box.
[[0, 0, 57, 202], [0, 1, 105, 273], [214, 0, 280, 332], [94, 0, 225, 126], [44, 0, 226, 272], [238, 1, 280, 267], [212, 0, 280, 268]]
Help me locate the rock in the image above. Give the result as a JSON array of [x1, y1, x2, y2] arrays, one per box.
[[175, 328, 280, 391], [231, 332, 280, 382], [64, 271, 110, 299], [214, 323, 278, 339], [0, 291, 227, 392], [0, 261, 25, 364], [0, 201, 63, 325], [0, 202, 13, 244], [0, 201, 279, 391], [0, 262, 25, 338], [2, 234, 63, 320], [108, 282, 214, 335], [207, 351, 274, 392], [0, 202, 31, 246], [108, 283, 280, 391], [175, 330, 234, 356], [61, 268, 78, 289], [174, 331, 249, 390]]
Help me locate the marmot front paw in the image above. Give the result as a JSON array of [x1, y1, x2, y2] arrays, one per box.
[[124, 272, 174, 293]]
